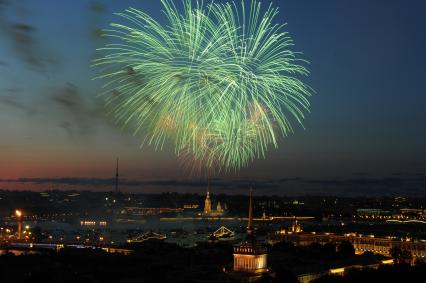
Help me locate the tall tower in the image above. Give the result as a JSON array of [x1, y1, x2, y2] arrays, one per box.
[[247, 188, 254, 236], [232, 189, 268, 278], [115, 158, 119, 194], [204, 180, 212, 214]]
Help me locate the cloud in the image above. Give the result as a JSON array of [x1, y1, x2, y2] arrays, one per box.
[[47, 82, 105, 139], [0, 178, 201, 194], [0, 177, 280, 190], [0, 177, 208, 189], [0, 2, 109, 141], [0, 94, 36, 115], [50, 83, 81, 109], [1, 88, 20, 93], [303, 177, 426, 187], [1, 80, 108, 140], [89, 2, 106, 14], [301, 176, 426, 196], [0, 0, 9, 14], [0, 2, 59, 73], [1, 175, 426, 196], [1, 23, 57, 72], [88, 1, 107, 43], [57, 121, 74, 139]]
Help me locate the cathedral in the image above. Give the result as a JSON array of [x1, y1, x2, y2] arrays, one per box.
[[202, 184, 226, 217]]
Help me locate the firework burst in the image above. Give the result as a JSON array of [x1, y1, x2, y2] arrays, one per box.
[[94, 0, 313, 172]]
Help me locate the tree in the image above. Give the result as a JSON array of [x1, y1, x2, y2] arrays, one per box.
[[390, 247, 412, 264], [337, 241, 355, 257]]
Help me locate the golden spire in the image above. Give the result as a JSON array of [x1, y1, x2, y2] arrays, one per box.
[[204, 178, 212, 214], [247, 188, 254, 236]]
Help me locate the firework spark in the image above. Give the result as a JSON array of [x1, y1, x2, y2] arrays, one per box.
[[94, 0, 313, 172]]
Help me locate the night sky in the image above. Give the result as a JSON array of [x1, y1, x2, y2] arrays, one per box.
[[0, 0, 425, 195]]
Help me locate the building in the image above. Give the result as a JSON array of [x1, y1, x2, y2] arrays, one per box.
[[356, 208, 391, 217], [228, 190, 269, 282], [217, 201, 224, 213], [290, 218, 302, 234], [202, 183, 226, 217], [275, 222, 426, 260], [204, 190, 212, 214]]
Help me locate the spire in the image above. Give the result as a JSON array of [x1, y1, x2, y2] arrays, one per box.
[[204, 178, 212, 214], [247, 188, 254, 236], [115, 158, 119, 193]]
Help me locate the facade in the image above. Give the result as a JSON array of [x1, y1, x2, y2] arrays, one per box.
[[204, 191, 212, 214], [233, 246, 268, 274], [276, 230, 426, 259], [230, 190, 269, 281]]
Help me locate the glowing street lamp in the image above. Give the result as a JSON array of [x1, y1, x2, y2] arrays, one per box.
[[15, 210, 22, 218], [15, 210, 23, 240]]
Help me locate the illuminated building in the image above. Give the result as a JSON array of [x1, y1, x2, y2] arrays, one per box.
[[122, 207, 184, 216], [356, 208, 391, 217], [204, 190, 212, 214], [217, 202, 223, 213], [202, 182, 226, 217], [80, 220, 108, 227], [277, 229, 426, 259], [290, 218, 302, 233], [229, 189, 269, 281], [399, 208, 425, 218], [183, 204, 199, 209]]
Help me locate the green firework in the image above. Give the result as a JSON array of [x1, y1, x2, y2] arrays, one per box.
[[94, 0, 313, 172]]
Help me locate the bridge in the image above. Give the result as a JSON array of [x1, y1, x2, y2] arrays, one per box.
[[212, 226, 235, 238], [1, 243, 132, 255], [4, 242, 64, 251], [127, 231, 167, 243]]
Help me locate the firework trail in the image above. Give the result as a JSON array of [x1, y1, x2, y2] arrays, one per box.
[[94, 0, 313, 172]]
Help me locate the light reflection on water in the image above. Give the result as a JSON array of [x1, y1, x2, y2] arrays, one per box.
[[27, 218, 296, 246], [0, 249, 42, 256]]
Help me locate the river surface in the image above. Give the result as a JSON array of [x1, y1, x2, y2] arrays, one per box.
[[16, 218, 297, 246]]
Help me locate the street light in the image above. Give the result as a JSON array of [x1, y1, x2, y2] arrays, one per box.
[[15, 210, 22, 218], [15, 210, 23, 240]]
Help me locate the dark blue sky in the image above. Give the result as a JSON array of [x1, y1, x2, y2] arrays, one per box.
[[0, 0, 425, 194]]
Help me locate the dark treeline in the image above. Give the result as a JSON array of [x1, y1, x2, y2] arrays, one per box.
[[0, 241, 233, 283], [2, 240, 422, 283]]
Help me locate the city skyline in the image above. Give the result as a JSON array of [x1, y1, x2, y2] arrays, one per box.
[[1, 0, 426, 195], [1, 2, 425, 283]]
